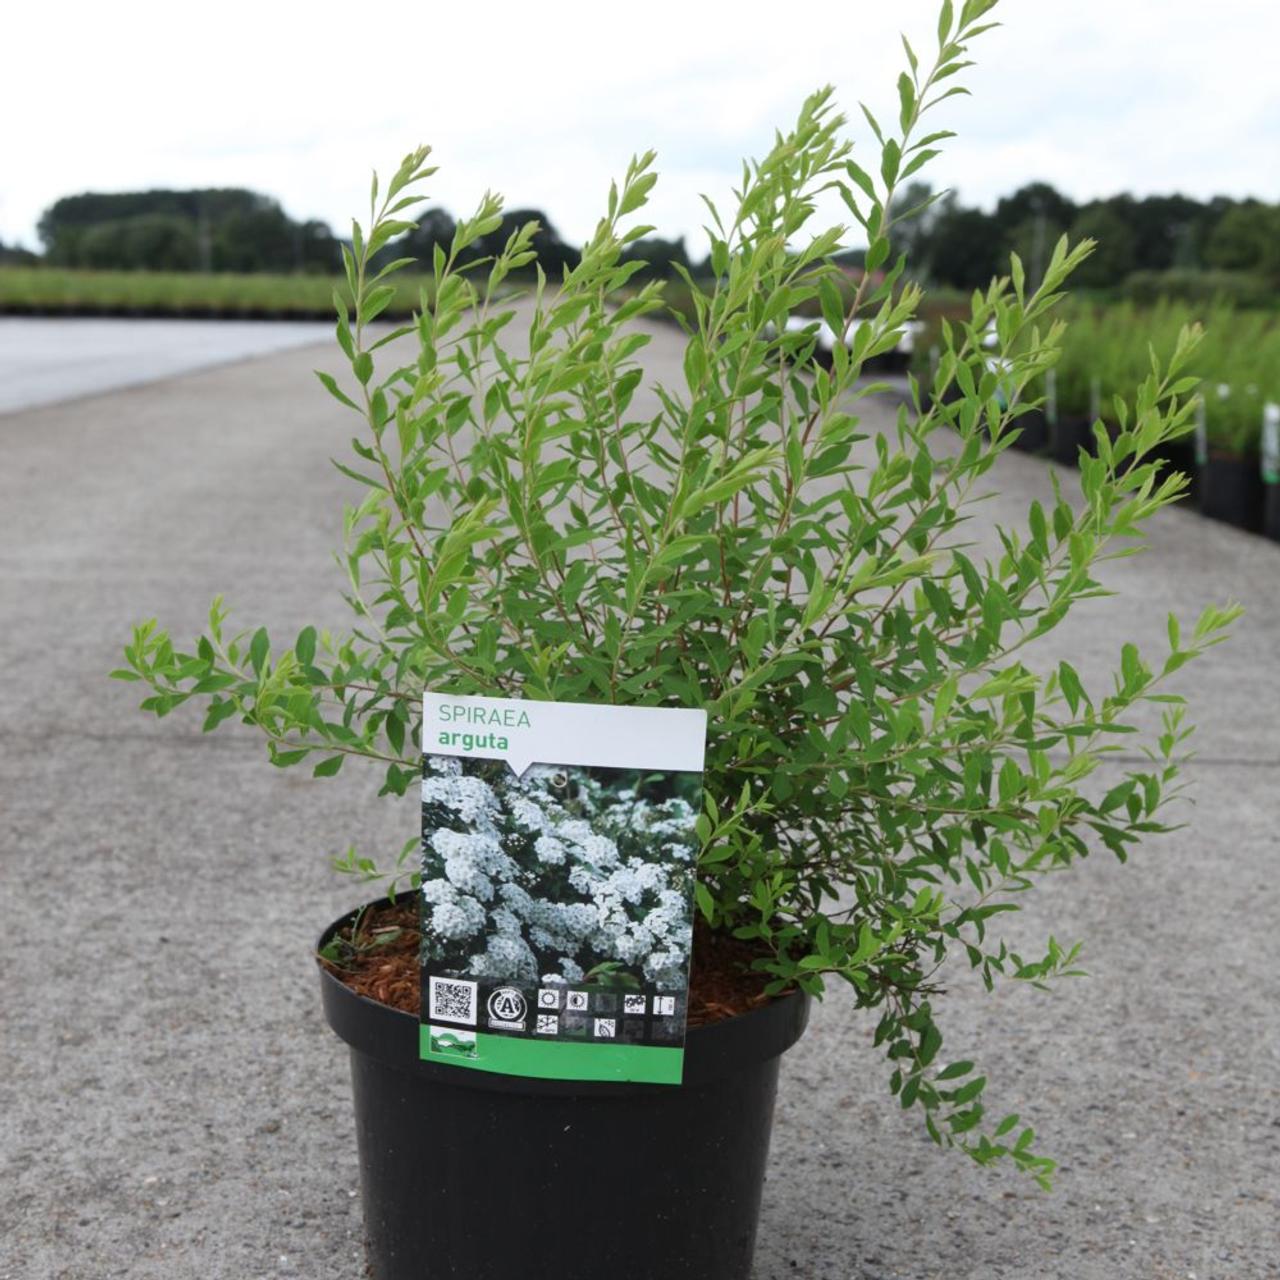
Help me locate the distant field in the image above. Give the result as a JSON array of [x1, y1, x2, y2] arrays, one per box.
[[0, 266, 429, 319]]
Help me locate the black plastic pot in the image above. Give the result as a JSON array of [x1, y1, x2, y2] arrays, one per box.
[[1012, 407, 1048, 453], [1264, 486, 1280, 542], [318, 898, 810, 1280], [1199, 452, 1264, 531], [1047, 415, 1093, 466], [1149, 437, 1200, 502]]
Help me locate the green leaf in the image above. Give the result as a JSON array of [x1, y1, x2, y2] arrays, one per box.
[[315, 370, 358, 410], [948, 1076, 986, 1105], [880, 138, 901, 186], [844, 159, 877, 205], [694, 881, 714, 922], [202, 699, 239, 732], [897, 72, 915, 133], [295, 626, 317, 668], [249, 628, 270, 677], [360, 284, 397, 325]]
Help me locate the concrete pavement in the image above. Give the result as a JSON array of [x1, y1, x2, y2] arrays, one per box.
[[0, 317, 330, 414], [1, 312, 1276, 1279]]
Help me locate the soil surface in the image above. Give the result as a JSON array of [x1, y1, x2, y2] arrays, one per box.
[[323, 900, 779, 1027]]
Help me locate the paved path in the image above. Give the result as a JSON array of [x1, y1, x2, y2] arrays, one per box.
[[0, 317, 330, 414], [1, 312, 1276, 1279]]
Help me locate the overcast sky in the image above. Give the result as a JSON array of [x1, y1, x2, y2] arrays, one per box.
[[3, 0, 1277, 253]]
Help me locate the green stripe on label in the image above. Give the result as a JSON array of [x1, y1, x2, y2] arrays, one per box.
[[420, 1026, 684, 1085]]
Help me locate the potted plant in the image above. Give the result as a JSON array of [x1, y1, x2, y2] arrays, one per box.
[[1191, 309, 1280, 531], [1141, 301, 1204, 500], [115, 2, 1238, 1276], [1043, 305, 1096, 464], [1197, 381, 1265, 529], [1011, 369, 1050, 453], [995, 326, 1053, 454]]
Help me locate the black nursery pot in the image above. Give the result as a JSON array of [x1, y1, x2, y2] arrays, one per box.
[[929, 380, 965, 413], [318, 898, 811, 1280], [1149, 437, 1200, 502], [1199, 452, 1264, 531], [1047, 415, 1093, 466], [1011, 407, 1048, 453], [1264, 485, 1280, 543]]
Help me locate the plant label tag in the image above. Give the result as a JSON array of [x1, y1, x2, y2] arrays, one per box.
[[419, 693, 707, 1085], [1262, 403, 1280, 486]]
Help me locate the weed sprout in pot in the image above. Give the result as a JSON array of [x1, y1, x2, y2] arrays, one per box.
[[116, 1, 1239, 1275]]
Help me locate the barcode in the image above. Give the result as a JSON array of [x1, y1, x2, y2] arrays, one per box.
[[429, 976, 478, 1026]]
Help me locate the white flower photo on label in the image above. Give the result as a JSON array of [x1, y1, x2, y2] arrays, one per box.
[[421, 757, 699, 990]]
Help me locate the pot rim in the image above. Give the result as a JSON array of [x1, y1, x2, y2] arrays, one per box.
[[317, 890, 810, 1096]]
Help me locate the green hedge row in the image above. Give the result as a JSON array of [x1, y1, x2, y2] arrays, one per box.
[[0, 266, 430, 319]]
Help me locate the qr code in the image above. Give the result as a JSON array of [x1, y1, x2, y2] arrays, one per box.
[[429, 976, 478, 1025]]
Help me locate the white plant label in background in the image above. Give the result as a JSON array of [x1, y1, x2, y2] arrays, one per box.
[[1262, 403, 1280, 486], [419, 693, 707, 1085]]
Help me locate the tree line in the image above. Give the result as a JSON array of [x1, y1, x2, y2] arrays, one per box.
[[32, 189, 345, 274], [889, 181, 1280, 300], [10, 182, 1279, 304]]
